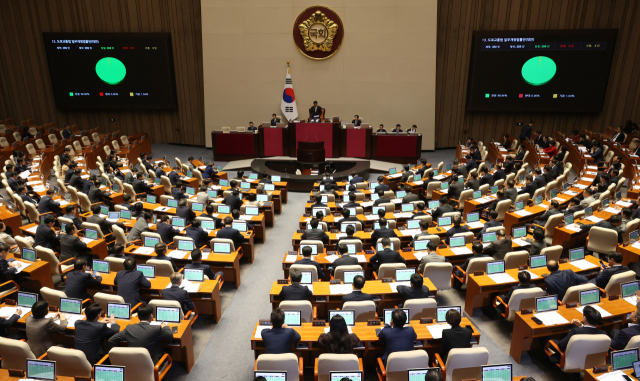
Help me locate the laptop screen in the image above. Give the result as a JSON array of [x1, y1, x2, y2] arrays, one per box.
[[482, 232, 497, 243], [232, 221, 247, 232], [441, 182, 449, 190], [177, 239, 194, 251], [107, 303, 131, 319], [408, 368, 441, 380], [579, 289, 600, 306], [437, 217, 451, 227], [330, 372, 362, 381], [265, 184, 275, 191], [341, 222, 357, 233], [108, 212, 120, 221], [437, 306, 461, 323], [219, 179, 229, 187], [534, 195, 543, 205], [299, 244, 318, 255], [95, 365, 125, 381], [299, 271, 312, 285], [389, 168, 397, 175], [254, 372, 286, 381], [612, 349, 639, 371], [213, 242, 231, 253], [144, 236, 160, 247], [272, 175, 281, 182], [185, 186, 195, 195], [147, 194, 157, 204], [428, 201, 441, 210], [467, 212, 479, 223], [217, 205, 230, 214], [257, 194, 268, 202], [395, 268, 416, 281], [401, 203, 414, 212], [396, 190, 407, 198], [184, 268, 204, 282], [283, 310, 301, 326], [245, 206, 259, 216], [93, 260, 109, 274], [167, 199, 178, 208], [100, 205, 109, 215], [530, 254, 546, 269], [156, 306, 181, 323], [515, 201, 524, 211], [585, 206, 593, 217], [512, 226, 527, 238], [207, 190, 218, 198], [137, 265, 155, 278], [565, 214, 574, 225], [550, 189, 557, 198], [249, 173, 258, 180], [371, 206, 385, 216], [346, 244, 357, 254], [486, 261, 505, 275], [312, 207, 326, 216], [446, 164, 452, 171], [85, 228, 98, 240], [191, 202, 204, 212], [603, 198, 610, 207], [343, 271, 364, 284], [622, 281, 640, 298], [536, 295, 558, 312], [383, 309, 410, 325], [481, 364, 512, 381], [414, 239, 430, 251], [22, 248, 36, 262], [119, 210, 131, 220], [328, 310, 355, 326], [631, 230, 640, 243], [171, 217, 186, 227], [491, 185, 499, 194], [17, 291, 38, 307], [473, 190, 482, 199], [201, 220, 216, 230], [569, 247, 585, 261], [449, 236, 465, 248], [240, 182, 251, 190], [26, 360, 56, 381], [407, 219, 420, 229]]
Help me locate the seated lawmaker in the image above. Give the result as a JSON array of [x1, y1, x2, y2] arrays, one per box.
[[341, 274, 373, 307], [611, 303, 640, 350], [589, 251, 629, 289], [157, 215, 180, 244], [247, 121, 257, 131], [301, 217, 329, 244], [185, 249, 224, 280], [114, 258, 151, 306], [445, 215, 469, 244], [455, 243, 489, 278], [309, 101, 322, 119], [494, 271, 535, 315], [294, 246, 325, 280], [376, 124, 387, 133], [440, 309, 473, 362], [351, 115, 362, 126], [371, 218, 397, 243], [153, 242, 178, 272], [270, 114, 280, 126], [261, 308, 301, 354], [318, 314, 361, 354], [74, 303, 120, 365], [279, 268, 312, 301], [544, 260, 588, 300], [65, 258, 102, 300], [547, 306, 606, 364], [163, 272, 196, 314], [217, 216, 245, 250], [396, 273, 431, 306], [26, 300, 68, 357], [377, 309, 416, 365], [369, 237, 405, 271]]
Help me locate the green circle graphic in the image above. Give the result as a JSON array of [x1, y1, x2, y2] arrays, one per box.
[[521, 56, 556, 86], [95, 57, 126, 85]]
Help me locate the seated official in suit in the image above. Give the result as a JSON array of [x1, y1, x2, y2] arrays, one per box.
[[396, 273, 431, 306], [371, 218, 397, 243], [156, 215, 180, 244], [376, 124, 387, 133], [301, 217, 329, 244], [108, 305, 173, 363], [341, 274, 374, 307], [270, 114, 280, 126], [579, 214, 624, 244], [494, 271, 536, 315], [247, 121, 257, 131], [17, 186, 38, 206], [377, 309, 417, 365], [401, 185, 419, 203], [171, 181, 188, 201], [217, 216, 245, 250], [611, 303, 640, 350], [65, 258, 102, 300], [544, 260, 588, 300], [34, 214, 59, 251], [445, 215, 469, 245], [391, 124, 403, 133], [505, 180, 518, 203], [328, 244, 359, 277], [455, 243, 489, 278], [399, 164, 414, 183], [487, 189, 509, 212], [26, 300, 68, 357], [318, 314, 362, 354], [163, 273, 195, 313], [60, 224, 89, 264], [417, 241, 445, 274], [196, 186, 214, 204], [351, 115, 362, 126], [88, 179, 110, 204], [38, 189, 61, 215], [441, 309, 473, 362], [369, 237, 405, 271], [168, 167, 181, 186], [309, 101, 322, 119], [185, 249, 223, 280], [127, 212, 152, 242], [0, 243, 19, 294], [87, 204, 124, 235], [62, 204, 83, 230], [482, 228, 512, 261], [589, 251, 629, 288], [176, 198, 195, 225], [74, 303, 120, 365], [526, 227, 548, 257], [279, 268, 312, 301], [548, 306, 606, 364], [114, 258, 152, 306], [261, 308, 301, 354], [153, 242, 178, 272], [413, 203, 428, 217], [337, 209, 359, 231], [294, 246, 325, 279], [532, 200, 560, 226], [465, 172, 480, 191], [311, 193, 328, 208], [349, 171, 364, 185], [475, 211, 502, 239], [185, 220, 208, 247], [133, 172, 152, 194], [374, 189, 391, 206], [408, 124, 418, 133], [108, 244, 132, 260], [478, 168, 495, 187], [342, 193, 359, 209], [374, 176, 390, 193], [449, 176, 465, 201], [432, 196, 455, 220], [224, 189, 243, 212]]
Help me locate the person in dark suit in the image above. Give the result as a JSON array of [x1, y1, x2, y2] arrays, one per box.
[[133, 173, 152, 194], [309, 101, 322, 119], [114, 258, 151, 306], [369, 238, 405, 271], [401, 185, 419, 203], [68, 169, 84, 191], [466, 172, 480, 191], [311, 193, 328, 208], [591, 140, 605, 164], [445, 215, 470, 245], [589, 251, 629, 289], [522, 175, 537, 199], [185, 220, 208, 247], [432, 196, 455, 220], [168, 167, 181, 186], [61, 125, 73, 139], [413, 203, 428, 217], [377, 309, 417, 365], [547, 306, 606, 364], [351, 115, 362, 126], [396, 273, 431, 305], [421, 171, 438, 193], [6, 172, 18, 192], [0, 243, 19, 294], [376, 124, 387, 133], [482, 229, 512, 261], [153, 243, 178, 272], [185, 249, 223, 280], [399, 164, 413, 183], [270, 114, 280, 126], [17, 185, 38, 206], [464, 156, 478, 173], [88, 180, 109, 204], [60, 224, 89, 263], [65, 258, 102, 300], [440, 309, 473, 362], [501, 134, 511, 149], [331, 244, 359, 277], [408, 125, 418, 134], [337, 209, 359, 231], [478, 168, 495, 187], [374, 176, 390, 193], [579, 214, 624, 244], [374, 189, 391, 206], [217, 216, 245, 250], [563, 197, 584, 216], [494, 271, 536, 315], [471, 147, 482, 162], [371, 218, 398, 243], [175, 198, 195, 225], [551, 158, 564, 178], [156, 215, 180, 244], [544, 260, 588, 300], [455, 243, 489, 278], [261, 308, 301, 354], [505, 180, 518, 203], [37, 189, 61, 215], [475, 211, 502, 239], [337, 225, 362, 247], [163, 273, 195, 313], [74, 303, 119, 365], [87, 204, 123, 235], [504, 155, 516, 174], [342, 193, 359, 209], [124, 168, 136, 185], [611, 304, 640, 350], [532, 168, 546, 188], [349, 171, 364, 185], [245, 121, 258, 132], [611, 126, 625, 143], [341, 274, 373, 307], [533, 200, 560, 226], [279, 268, 312, 300], [392, 124, 403, 133], [34, 214, 59, 250], [108, 305, 173, 363], [542, 165, 554, 184], [488, 190, 509, 212], [449, 176, 464, 201], [224, 189, 243, 211], [294, 246, 325, 279], [301, 218, 329, 244], [171, 182, 188, 201], [519, 122, 533, 141]]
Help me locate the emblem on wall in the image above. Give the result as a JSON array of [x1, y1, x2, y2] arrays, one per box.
[[293, 6, 344, 60]]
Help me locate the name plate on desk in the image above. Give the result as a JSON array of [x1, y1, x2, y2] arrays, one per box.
[[288, 251, 297, 256], [277, 279, 289, 284], [364, 228, 372, 232], [330, 280, 341, 284], [520, 308, 533, 315], [367, 320, 381, 326], [592, 366, 609, 374], [327, 251, 336, 255], [259, 319, 272, 325], [565, 302, 578, 308], [518, 265, 528, 270], [365, 250, 374, 254], [420, 317, 434, 324], [8, 370, 24, 377], [473, 271, 484, 276], [4, 299, 15, 306], [312, 320, 326, 327], [402, 247, 412, 252], [609, 294, 620, 300], [381, 278, 393, 283], [303, 214, 310, 217], [297, 229, 304, 233], [559, 258, 568, 264], [48, 306, 58, 312]]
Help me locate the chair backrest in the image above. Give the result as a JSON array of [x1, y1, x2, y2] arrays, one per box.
[[413, 234, 440, 247], [543, 214, 564, 237], [146, 259, 174, 277], [462, 257, 495, 287], [333, 265, 363, 281], [161, 176, 172, 194], [289, 264, 318, 282], [505, 287, 544, 321], [586, 227, 619, 255], [112, 224, 127, 246], [35, 246, 63, 276], [442, 212, 460, 219], [278, 300, 313, 323], [423, 262, 453, 291], [104, 257, 126, 273], [625, 335, 640, 350], [316, 353, 360, 381], [300, 240, 325, 253], [15, 236, 33, 251], [604, 271, 637, 297], [452, 231, 474, 245], [149, 299, 185, 320], [77, 192, 92, 213], [94, 292, 125, 312], [379, 202, 395, 213], [622, 219, 640, 243], [108, 347, 157, 381], [563, 334, 612, 372], [210, 238, 236, 252], [403, 298, 437, 320], [47, 347, 92, 377], [256, 353, 300, 381], [504, 250, 529, 270], [425, 181, 442, 199], [478, 183, 489, 195], [539, 245, 562, 262], [495, 200, 512, 221], [457, 189, 473, 209], [338, 239, 362, 253], [82, 221, 105, 239], [121, 135, 130, 145], [25, 202, 39, 224], [386, 350, 430, 380], [40, 287, 67, 307], [82, 136, 91, 146], [378, 263, 406, 278], [562, 283, 598, 305], [0, 337, 36, 370], [545, 181, 558, 198], [444, 347, 490, 381], [342, 300, 377, 322]]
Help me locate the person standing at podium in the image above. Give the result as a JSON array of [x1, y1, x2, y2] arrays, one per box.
[[270, 114, 280, 126], [377, 124, 386, 133], [351, 115, 362, 126], [247, 122, 257, 132], [309, 101, 322, 119]]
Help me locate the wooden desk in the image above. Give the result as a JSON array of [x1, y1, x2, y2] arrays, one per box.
[[584, 367, 638, 381], [511, 297, 636, 363]]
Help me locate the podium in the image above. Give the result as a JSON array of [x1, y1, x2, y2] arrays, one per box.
[[297, 141, 325, 162]]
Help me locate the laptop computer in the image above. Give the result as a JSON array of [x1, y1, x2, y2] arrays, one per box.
[[249, 173, 258, 180], [184, 268, 204, 282], [569, 247, 585, 262], [137, 264, 155, 279], [171, 217, 186, 228], [383, 308, 410, 325], [585, 206, 593, 217], [213, 242, 231, 253], [100, 205, 109, 216], [299, 244, 318, 255], [535, 295, 558, 313], [440, 182, 449, 190], [579, 288, 600, 306], [408, 368, 441, 380], [156, 306, 181, 324], [512, 226, 527, 239], [185, 186, 196, 196], [232, 221, 247, 232], [245, 206, 259, 216], [482, 232, 497, 243], [565, 214, 574, 225], [217, 205, 230, 214], [486, 260, 505, 275], [389, 168, 397, 175], [514, 201, 524, 211], [85, 228, 98, 240], [17, 291, 37, 308], [611, 348, 639, 371], [401, 203, 414, 212], [240, 182, 251, 190], [191, 202, 204, 212], [94, 365, 125, 381], [22, 248, 36, 262], [345, 244, 357, 254], [534, 195, 543, 205], [253, 371, 286, 381], [328, 310, 355, 326], [376, 241, 397, 251], [177, 239, 194, 251], [26, 359, 56, 381], [219, 179, 229, 187], [491, 185, 499, 195], [396, 190, 407, 198], [473, 190, 482, 199], [414, 239, 430, 251], [406, 220, 421, 229], [257, 194, 268, 202], [144, 236, 160, 247], [119, 210, 131, 220], [265, 184, 275, 191], [529, 254, 546, 269], [299, 271, 312, 286], [371, 205, 385, 215], [207, 190, 218, 198], [107, 212, 120, 222], [449, 236, 465, 248], [436, 306, 462, 323], [621, 281, 640, 298], [147, 194, 157, 204], [201, 220, 216, 231], [167, 199, 178, 208], [481, 364, 512, 381], [343, 270, 364, 284], [312, 207, 326, 216], [341, 222, 358, 233], [92, 260, 110, 274], [282, 310, 302, 327], [630, 230, 640, 244], [395, 268, 416, 281], [437, 217, 452, 227], [272, 175, 281, 182], [466, 212, 480, 223], [330, 372, 362, 381], [107, 303, 131, 320]]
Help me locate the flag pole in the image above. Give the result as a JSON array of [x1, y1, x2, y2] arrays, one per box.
[[287, 60, 290, 73]]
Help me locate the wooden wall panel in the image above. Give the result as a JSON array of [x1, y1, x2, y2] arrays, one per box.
[[436, 0, 640, 148], [0, 0, 203, 146]]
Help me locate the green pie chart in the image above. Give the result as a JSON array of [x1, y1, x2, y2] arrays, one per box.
[[95, 57, 126, 85], [521, 56, 556, 86]]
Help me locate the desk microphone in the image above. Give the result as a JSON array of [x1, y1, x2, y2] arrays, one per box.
[[314, 134, 319, 141], [303, 135, 311, 141]]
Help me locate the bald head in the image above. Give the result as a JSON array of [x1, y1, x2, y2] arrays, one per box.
[[547, 260, 559, 272]]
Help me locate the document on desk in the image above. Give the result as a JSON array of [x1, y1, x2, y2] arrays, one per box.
[[586, 216, 604, 223], [488, 273, 517, 284], [393, 213, 414, 218], [413, 251, 429, 261], [526, 271, 540, 280], [355, 255, 367, 263], [603, 207, 621, 214], [552, 197, 566, 203], [0, 307, 30, 318], [154, 206, 171, 212], [134, 247, 155, 255], [512, 238, 531, 247], [433, 175, 447, 180], [284, 255, 298, 263], [563, 191, 579, 196], [586, 171, 598, 175], [391, 199, 403, 204], [329, 284, 353, 295], [366, 215, 379, 220], [576, 304, 612, 318], [80, 237, 95, 244], [426, 323, 451, 339], [564, 224, 582, 232], [360, 201, 374, 207], [450, 247, 473, 255], [624, 295, 638, 306], [616, 201, 633, 207], [581, 177, 594, 182], [388, 173, 403, 179], [413, 181, 423, 185], [533, 311, 569, 326], [324, 254, 339, 263], [239, 215, 253, 220], [13, 261, 31, 274], [400, 229, 422, 237], [254, 325, 271, 339], [573, 183, 588, 189], [334, 233, 347, 239], [514, 210, 533, 217], [26, 181, 42, 185], [596, 370, 630, 381], [476, 197, 494, 203], [569, 259, 597, 270], [167, 250, 187, 259], [440, 225, 452, 231], [467, 222, 484, 229], [389, 281, 411, 292], [334, 217, 343, 223]]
